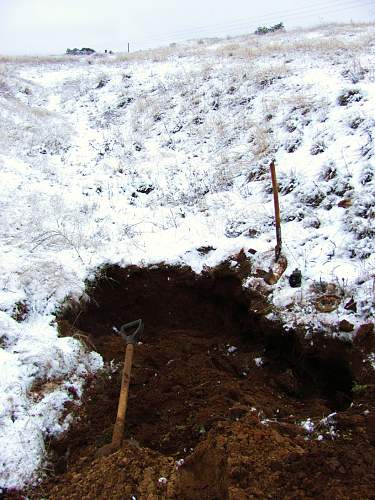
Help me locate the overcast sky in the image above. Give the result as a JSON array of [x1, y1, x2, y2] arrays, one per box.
[[0, 0, 374, 55]]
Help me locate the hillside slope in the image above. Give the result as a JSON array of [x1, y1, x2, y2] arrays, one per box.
[[0, 23, 374, 490]]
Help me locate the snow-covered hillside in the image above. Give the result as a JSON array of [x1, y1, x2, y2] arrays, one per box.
[[0, 22, 374, 489]]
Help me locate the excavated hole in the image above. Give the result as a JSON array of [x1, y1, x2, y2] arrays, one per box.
[[55, 264, 353, 470]]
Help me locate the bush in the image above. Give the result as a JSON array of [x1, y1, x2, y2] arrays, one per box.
[[337, 89, 363, 106], [66, 47, 95, 55], [255, 22, 284, 35]]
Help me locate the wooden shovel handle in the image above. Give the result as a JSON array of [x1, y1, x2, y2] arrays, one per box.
[[111, 343, 134, 448]]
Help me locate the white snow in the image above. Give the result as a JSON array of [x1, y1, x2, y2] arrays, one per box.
[[301, 418, 315, 434], [227, 345, 237, 353], [254, 357, 264, 367], [0, 22, 375, 489]]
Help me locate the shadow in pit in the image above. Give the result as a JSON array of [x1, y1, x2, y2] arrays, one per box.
[[264, 330, 354, 410]]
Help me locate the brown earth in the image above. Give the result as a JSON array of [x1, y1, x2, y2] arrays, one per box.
[[5, 263, 375, 499]]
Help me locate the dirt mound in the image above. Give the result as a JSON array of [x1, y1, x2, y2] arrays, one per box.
[[29, 413, 375, 500], [16, 264, 375, 499]]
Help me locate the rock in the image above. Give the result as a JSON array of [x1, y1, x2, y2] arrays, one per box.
[[315, 294, 340, 313], [136, 184, 154, 195], [263, 256, 288, 285], [197, 245, 216, 255], [289, 269, 302, 288], [338, 198, 352, 208], [344, 298, 357, 312], [118, 97, 134, 108], [96, 79, 108, 89], [339, 320, 354, 332]]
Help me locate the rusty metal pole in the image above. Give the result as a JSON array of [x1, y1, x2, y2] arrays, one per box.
[[270, 160, 282, 261]]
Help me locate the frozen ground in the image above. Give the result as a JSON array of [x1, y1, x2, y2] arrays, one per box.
[[0, 22, 374, 489]]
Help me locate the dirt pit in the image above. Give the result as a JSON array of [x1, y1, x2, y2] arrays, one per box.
[[22, 264, 375, 499]]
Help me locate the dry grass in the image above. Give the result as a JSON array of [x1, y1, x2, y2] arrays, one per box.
[[217, 38, 347, 59], [0, 54, 80, 64], [252, 64, 290, 87], [101, 40, 220, 64], [112, 46, 179, 63], [217, 41, 257, 59], [248, 124, 276, 161], [280, 93, 330, 121], [216, 23, 375, 60]]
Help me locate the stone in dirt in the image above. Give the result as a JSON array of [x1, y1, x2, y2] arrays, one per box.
[[339, 319, 354, 332]]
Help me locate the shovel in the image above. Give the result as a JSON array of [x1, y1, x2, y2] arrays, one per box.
[[96, 319, 144, 458]]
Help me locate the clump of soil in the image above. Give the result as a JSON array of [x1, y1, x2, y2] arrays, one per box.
[[20, 264, 375, 499]]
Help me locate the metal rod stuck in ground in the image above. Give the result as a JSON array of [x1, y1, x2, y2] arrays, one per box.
[[270, 160, 282, 261]]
